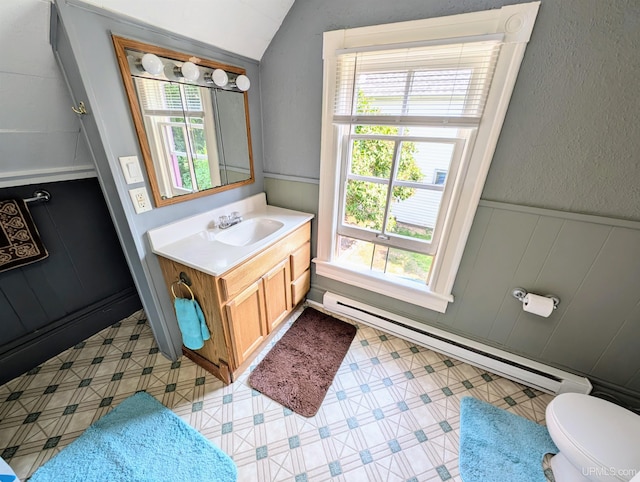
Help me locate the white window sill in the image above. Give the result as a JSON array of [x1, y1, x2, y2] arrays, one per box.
[[313, 259, 453, 313]]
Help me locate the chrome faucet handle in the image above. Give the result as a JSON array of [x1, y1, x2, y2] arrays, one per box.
[[231, 211, 241, 220], [219, 215, 229, 226]]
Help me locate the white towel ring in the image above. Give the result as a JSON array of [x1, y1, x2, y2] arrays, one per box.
[[171, 280, 194, 301]]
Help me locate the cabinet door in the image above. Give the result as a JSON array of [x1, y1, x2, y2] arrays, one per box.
[[225, 280, 267, 366], [263, 259, 292, 332]]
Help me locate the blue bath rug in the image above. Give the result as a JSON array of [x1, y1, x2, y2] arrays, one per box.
[[459, 396, 558, 482], [29, 392, 237, 482]]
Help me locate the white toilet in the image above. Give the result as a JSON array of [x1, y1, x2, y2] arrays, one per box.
[[546, 392, 640, 481]]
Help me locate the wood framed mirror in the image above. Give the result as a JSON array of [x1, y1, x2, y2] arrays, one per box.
[[112, 35, 255, 207]]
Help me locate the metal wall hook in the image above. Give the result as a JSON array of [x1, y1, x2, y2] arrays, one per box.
[[512, 287, 560, 309], [71, 101, 87, 115]]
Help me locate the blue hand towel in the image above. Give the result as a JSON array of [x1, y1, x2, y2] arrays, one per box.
[[174, 298, 211, 350]]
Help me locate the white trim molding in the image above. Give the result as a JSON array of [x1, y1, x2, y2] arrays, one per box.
[[263, 172, 320, 185], [314, 260, 453, 312], [0, 165, 97, 188], [314, 2, 540, 313]]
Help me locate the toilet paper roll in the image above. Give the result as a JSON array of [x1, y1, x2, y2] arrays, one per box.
[[523, 293, 554, 317]]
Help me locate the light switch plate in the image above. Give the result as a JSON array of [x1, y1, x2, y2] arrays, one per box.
[[119, 155, 144, 184], [129, 187, 152, 214]]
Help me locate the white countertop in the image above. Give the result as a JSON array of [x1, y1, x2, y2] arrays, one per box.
[[147, 193, 314, 277]]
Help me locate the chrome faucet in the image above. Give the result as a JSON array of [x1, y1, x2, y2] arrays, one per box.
[[218, 211, 243, 229]]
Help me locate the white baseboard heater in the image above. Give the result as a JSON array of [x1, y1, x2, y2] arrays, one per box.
[[320, 292, 592, 395]]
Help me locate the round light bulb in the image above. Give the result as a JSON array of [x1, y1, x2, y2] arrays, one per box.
[[181, 61, 200, 82], [211, 69, 228, 87], [235, 74, 250, 91], [141, 53, 163, 75]]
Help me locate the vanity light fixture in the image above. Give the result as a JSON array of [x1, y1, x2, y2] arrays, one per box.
[[137, 51, 248, 92], [235, 74, 251, 92], [180, 61, 200, 81], [209, 68, 229, 87], [140, 53, 164, 75]]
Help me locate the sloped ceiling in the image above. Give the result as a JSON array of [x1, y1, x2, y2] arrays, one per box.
[[81, 0, 295, 60]]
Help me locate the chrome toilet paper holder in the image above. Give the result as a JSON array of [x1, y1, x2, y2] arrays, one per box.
[[512, 288, 560, 309]]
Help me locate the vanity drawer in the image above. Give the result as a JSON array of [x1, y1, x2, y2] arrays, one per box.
[[291, 269, 310, 305], [219, 222, 310, 301], [290, 242, 310, 280]]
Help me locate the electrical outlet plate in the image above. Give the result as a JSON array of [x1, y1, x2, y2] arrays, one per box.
[[128, 187, 152, 214], [119, 155, 144, 184]]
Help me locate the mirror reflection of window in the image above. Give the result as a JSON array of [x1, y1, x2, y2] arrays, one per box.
[[134, 78, 222, 199]]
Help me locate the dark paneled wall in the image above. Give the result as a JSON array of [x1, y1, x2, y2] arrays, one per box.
[[0, 178, 141, 385]]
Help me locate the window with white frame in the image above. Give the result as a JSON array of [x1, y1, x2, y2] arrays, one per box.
[[314, 3, 540, 312]]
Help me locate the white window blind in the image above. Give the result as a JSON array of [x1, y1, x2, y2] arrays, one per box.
[[134, 78, 204, 114], [333, 37, 503, 125]]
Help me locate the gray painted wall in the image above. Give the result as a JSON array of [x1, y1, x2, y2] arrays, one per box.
[[52, 0, 264, 359], [1, 0, 95, 186], [262, 0, 640, 220], [262, 0, 640, 402]]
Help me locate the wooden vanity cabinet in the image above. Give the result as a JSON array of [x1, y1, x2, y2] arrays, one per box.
[[157, 222, 311, 383]]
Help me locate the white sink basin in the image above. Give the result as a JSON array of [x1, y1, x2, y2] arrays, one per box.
[[216, 218, 284, 247], [147, 193, 314, 276]]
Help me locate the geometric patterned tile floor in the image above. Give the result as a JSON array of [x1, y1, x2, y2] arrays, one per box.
[[0, 304, 556, 481]]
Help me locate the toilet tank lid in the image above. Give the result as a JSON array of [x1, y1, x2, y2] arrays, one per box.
[[548, 393, 640, 475]]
